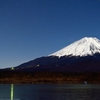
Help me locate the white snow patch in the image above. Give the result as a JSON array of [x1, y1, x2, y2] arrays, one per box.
[[49, 37, 100, 57]]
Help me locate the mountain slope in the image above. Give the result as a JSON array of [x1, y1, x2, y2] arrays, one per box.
[[50, 37, 100, 57]]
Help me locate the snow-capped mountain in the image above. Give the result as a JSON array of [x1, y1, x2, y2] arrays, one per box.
[[10, 37, 100, 72], [50, 37, 100, 57]]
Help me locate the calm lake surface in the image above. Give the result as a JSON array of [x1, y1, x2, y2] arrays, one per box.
[[0, 84, 100, 100]]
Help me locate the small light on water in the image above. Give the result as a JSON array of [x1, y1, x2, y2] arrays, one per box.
[[84, 81, 87, 84]]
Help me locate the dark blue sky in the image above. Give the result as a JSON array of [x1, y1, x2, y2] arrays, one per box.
[[0, 0, 100, 68]]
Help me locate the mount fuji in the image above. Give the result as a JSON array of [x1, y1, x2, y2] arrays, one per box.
[[10, 37, 100, 72], [50, 37, 100, 57]]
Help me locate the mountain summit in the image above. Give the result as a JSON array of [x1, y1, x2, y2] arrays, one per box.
[[50, 37, 100, 57]]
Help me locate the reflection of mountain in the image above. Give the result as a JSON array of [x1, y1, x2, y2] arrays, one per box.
[[14, 37, 100, 72]]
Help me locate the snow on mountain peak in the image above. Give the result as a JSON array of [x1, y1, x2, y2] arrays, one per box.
[[49, 37, 100, 57]]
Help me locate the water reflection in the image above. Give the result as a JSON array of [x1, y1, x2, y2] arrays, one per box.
[[0, 84, 100, 100], [0, 84, 19, 100], [11, 84, 13, 100]]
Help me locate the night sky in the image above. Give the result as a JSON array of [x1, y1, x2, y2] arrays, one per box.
[[0, 0, 100, 68]]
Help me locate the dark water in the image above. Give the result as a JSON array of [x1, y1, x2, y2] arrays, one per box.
[[0, 84, 100, 100]]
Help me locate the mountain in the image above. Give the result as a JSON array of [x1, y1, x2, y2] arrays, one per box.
[[50, 37, 100, 57], [10, 37, 100, 72]]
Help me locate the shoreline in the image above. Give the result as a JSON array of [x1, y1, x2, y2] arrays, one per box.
[[0, 70, 100, 84]]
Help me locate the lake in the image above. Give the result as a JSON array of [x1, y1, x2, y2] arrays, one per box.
[[0, 84, 100, 100]]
